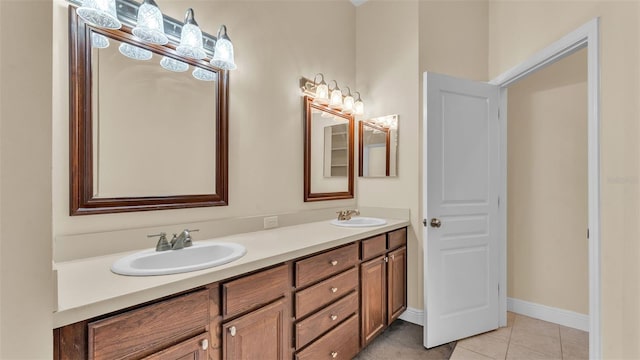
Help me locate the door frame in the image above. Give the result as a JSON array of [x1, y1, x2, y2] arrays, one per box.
[[489, 18, 600, 358]]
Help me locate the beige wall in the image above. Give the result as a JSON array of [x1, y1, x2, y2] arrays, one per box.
[[0, 1, 54, 358], [52, 0, 357, 236], [489, 1, 640, 357], [507, 48, 588, 315], [355, 0, 421, 308], [356, 0, 489, 311]]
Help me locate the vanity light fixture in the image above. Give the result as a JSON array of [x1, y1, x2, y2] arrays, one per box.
[[342, 86, 355, 115], [76, 0, 122, 30], [312, 73, 330, 105], [160, 56, 189, 72], [118, 42, 153, 61], [328, 80, 343, 110], [210, 25, 237, 70], [299, 74, 364, 116], [176, 8, 207, 60], [353, 91, 364, 116], [91, 33, 110, 48], [132, 0, 169, 45], [192, 67, 218, 81]]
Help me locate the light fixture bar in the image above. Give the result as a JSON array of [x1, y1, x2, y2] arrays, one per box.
[[67, 0, 218, 56]]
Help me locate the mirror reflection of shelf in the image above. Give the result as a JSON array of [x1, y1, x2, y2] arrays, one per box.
[[324, 123, 349, 177]]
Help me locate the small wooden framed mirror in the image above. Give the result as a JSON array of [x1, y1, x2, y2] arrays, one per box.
[[303, 96, 354, 201], [359, 115, 399, 177]]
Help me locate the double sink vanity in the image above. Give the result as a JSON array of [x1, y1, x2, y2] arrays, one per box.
[[61, 3, 408, 359], [53, 217, 409, 359]]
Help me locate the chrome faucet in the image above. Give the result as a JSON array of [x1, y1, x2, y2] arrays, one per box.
[[336, 209, 360, 221], [170, 229, 199, 250]]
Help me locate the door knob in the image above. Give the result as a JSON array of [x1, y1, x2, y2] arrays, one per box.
[[229, 326, 236, 337], [200, 339, 209, 350], [430, 218, 441, 228]]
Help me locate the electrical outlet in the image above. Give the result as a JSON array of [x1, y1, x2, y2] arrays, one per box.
[[263, 216, 278, 229]]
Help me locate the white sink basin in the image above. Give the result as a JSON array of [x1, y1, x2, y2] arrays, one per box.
[[111, 242, 247, 276], [330, 217, 387, 227]]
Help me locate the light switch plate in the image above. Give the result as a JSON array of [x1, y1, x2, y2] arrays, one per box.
[[263, 216, 278, 229]]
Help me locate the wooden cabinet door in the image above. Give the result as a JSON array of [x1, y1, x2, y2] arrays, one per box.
[[387, 246, 407, 324], [222, 298, 289, 360], [360, 255, 387, 347], [142, 333, 209, 360]]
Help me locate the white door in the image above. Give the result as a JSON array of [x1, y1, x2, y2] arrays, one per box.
[[423, 72, 500, 348]]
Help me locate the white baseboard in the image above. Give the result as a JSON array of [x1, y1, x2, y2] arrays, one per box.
[[398, 307, 424, 326], [507, 297, 589, 332]]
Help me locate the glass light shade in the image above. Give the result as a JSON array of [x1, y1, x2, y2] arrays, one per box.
[[192, 67, 217, 81], [210, 38, 236, 70], [210, 25, 236, 70], [354, 100, 364, 115], [76, 0, 121, 30], [160, 56, 189, 72], [91, 33, 110, 48], [176, 9, 206, 60], [132, 0, 168, 45], [329, 88, 343, 110], [118, 43, 153, 61], [342, 95, 354, 114], [313, 84, 329, 105]]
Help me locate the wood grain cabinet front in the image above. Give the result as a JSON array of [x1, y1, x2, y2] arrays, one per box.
[[360, 228, 408, 347], [295, 243, 359, 288], [141, 332, 210, 360], [87, 290, 210, 360], [295, 314, 360, 360], [222, 298, 290, 360]]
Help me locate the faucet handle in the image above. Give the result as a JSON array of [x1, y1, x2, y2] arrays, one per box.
[[148, 232, 171, 252], [183, 229, 199, 247]]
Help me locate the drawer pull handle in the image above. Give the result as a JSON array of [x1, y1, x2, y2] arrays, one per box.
[[201, 339, 209, 350], [331, 351, 338, 358], [330, 287, 338, 293], [330, 314, 338, 321], [229, 326, 237, 337], [330, 260, 338, 266]]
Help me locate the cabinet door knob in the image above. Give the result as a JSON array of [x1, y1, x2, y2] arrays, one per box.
[[330, 260, 338, 266], [330, 314, 338, 321], [330, 287, 338, 293], [229, 326, 237, 337], [201, 339, 209, 350], [384, 256, 389, 263], [331, 351, 338, 358]]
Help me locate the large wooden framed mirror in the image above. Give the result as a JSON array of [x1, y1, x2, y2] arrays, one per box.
[[303, 96, 354, 201], [69, 8, 228, 215], [359, 115, 398, 177]]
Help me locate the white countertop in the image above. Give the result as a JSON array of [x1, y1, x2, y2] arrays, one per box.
[[53, 218, 409, 328]]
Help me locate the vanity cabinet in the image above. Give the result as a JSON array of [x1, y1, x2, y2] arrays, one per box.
[[360, 228, 407, 347], [54, 227, 408, 360], [221, 264, 292, 360], [53, 288, 213, 360], [294, 243, 360, 360]]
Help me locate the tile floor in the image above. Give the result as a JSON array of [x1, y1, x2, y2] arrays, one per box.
[[354, 320, 456, 360], [450, 312, 589, 360], [353, 313, 588, 360]]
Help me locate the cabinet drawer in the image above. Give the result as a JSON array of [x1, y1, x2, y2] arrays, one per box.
[[88, 290, 209, 360], [388, 227, 407, 250], [295, 267, 358, 318], [295, 290, 358, 349], [361, 234, 386, 261], [295, 243, 358, 288], [295, 314, 359, 360], [223, 264, 290, 318]]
